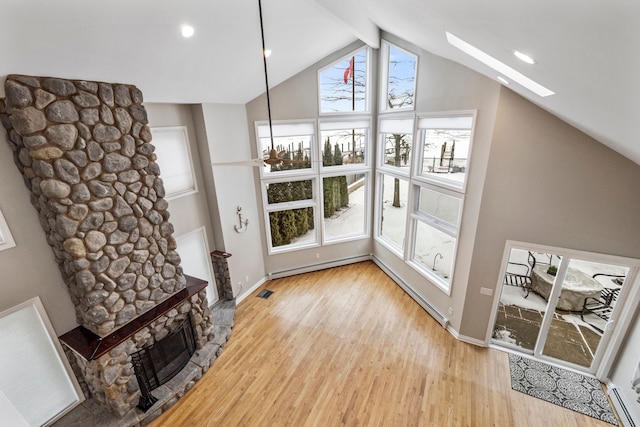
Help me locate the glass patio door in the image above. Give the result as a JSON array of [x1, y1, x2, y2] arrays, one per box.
[[491, 242, 637, 375]]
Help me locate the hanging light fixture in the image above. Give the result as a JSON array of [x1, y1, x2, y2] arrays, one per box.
[[257, 0, 284, 166]]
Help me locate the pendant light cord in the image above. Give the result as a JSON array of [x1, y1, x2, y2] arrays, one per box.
[[258, 0, 275, 150]]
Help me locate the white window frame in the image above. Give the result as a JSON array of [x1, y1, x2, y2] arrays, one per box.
[[379, 40, 418, 113], [0, 208, 16, 252], [374, 171, 411, 258], [0, 297, 84, 426], [318, 116, 372, 171], [320, 170, 371, 245], [151, 126, 198, 200], [263, 200, 320, 255], [257, 119, 319, 255], [377, 115, 415, 177], [406, 182, 464, 295], [256, 120, 318, 180], [258, 118, 373, 253], [318, 46, 372, 115], [415, 111, 476, 193], [487, 240, 640, 378]]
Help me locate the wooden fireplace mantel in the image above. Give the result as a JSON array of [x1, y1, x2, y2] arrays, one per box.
[[59, 275, 207, 361]]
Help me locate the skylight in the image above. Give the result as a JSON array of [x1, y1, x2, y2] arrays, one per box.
[[445, 32, 554, 98]]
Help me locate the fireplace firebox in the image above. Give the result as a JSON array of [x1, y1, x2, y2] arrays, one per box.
[[131, 317, 196, 410]]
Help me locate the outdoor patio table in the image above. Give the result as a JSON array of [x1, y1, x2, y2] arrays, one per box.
[[530, 265, 603, 311]]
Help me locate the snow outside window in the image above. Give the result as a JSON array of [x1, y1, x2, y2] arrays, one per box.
[[322, 172, 369, 242], [377, 173, 409, 255], [408, 183, 463, 294], [417, 114, 475, 191]]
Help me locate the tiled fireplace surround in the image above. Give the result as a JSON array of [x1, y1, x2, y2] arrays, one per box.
[[1, 75, 236, 426]]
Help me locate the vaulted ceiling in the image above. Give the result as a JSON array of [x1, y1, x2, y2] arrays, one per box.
[[1, 0, 638, 164]]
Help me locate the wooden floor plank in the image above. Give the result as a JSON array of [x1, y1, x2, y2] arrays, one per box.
[[149, 261, 614, 427]]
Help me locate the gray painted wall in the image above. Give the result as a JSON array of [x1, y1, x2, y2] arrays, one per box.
[[194, 103, 266, 296], [461, 87, 640, 338], [0, 125, 77, 333]]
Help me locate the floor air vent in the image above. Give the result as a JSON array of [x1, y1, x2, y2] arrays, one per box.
[[257, 289, 274, 299]]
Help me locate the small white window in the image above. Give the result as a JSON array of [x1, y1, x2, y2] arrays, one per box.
[[0, 298, 83, 425], [319, 118, 370, 168], [416, 113, 475, 190], [378, 116, 414, 175], [0, 208, 16, 252], [151, 126, 198, 200], [256, 121, 316, 177], [176, 227, 218, 306]]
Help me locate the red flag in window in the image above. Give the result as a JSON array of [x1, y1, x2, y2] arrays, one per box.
[[343, 58, 354, 84]]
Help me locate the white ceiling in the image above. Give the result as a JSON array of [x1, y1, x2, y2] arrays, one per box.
[[1, 0, 638, 164]]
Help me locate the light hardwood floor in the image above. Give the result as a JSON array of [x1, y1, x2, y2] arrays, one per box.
[[150, 261, 614, 426]]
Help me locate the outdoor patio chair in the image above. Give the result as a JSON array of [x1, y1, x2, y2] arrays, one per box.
[[580, 273, 625, 332], [504, 252, 537, 298]]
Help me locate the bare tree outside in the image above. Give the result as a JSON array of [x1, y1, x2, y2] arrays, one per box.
[[319, 49, 367, 113]]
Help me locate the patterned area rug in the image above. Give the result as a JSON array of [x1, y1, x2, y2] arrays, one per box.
[[509, 354, 618, 425]]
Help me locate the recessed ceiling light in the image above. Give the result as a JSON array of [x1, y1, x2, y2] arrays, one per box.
[[513, 50, 536, 65], [445, 31, 554, 97], [181, 25, 195, 38], [264, 49, 272, 58], [497, 76, 510, 85]]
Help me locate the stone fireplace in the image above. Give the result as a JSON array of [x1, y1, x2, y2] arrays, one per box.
[[0, 75, 235, 425]]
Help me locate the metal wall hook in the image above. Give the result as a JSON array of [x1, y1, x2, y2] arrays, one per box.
[[234, 206, 249, 233]]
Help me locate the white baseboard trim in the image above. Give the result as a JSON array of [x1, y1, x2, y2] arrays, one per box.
[[447, 328, 488, 347], [267, 254, 372, 280], [371, 255, 450, 329], [236, 276, 268, 304], [608, 384, 637, 427]]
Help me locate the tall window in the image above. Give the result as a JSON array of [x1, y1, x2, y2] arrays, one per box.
[[376, 116, 414, 255], [408, 112, 475, 293], [319, 118, 371, 243], [258, 119, 371, 253], [380, 41, 417, 112], [319, 48, 370, 114], [373, 46, 475, 294], [258, 121, 318, 253]]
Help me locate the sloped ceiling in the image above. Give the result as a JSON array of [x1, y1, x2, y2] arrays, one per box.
[[1, 0, 638, 164]]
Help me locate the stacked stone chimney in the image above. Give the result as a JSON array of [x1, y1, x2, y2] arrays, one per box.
[[0, 75, 232, 423], [0, 74, 188, 337]]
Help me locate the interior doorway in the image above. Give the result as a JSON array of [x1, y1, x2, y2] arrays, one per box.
[[489, 241, 640, 376]]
